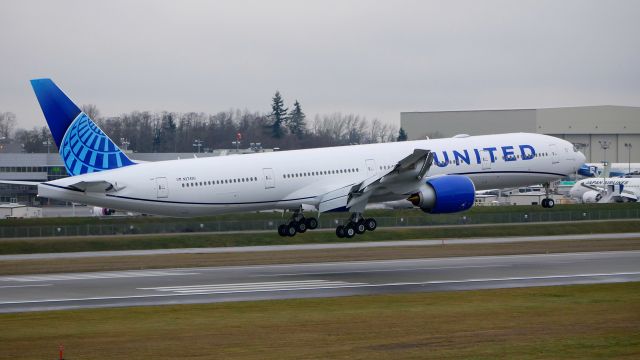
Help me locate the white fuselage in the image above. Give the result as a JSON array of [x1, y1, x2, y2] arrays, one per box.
[[39, 133, 584, 216], [569, 177, 640, 203]]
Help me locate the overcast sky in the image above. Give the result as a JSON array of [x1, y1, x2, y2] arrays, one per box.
[[1, 0, 639, 130]]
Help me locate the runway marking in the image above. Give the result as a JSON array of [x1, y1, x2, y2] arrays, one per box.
[[255, 264, 511, 277], [0, 270, 199, 282], [1, 271, 639, 308], [139, 280, 367, 295], [0, 284, 53, 289]]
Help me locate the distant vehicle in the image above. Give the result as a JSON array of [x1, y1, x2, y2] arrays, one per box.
[[91, 207, 116, 216], [2, 79, 585, 238], [578, 163, 640, 177], [569, 177, 640, 203]]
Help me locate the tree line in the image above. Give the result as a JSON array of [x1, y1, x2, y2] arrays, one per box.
[[6, 92, 409, 153]]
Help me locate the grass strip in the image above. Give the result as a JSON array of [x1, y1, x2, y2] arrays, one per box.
[[1, 238, 639, 275], [1, 282, 639, 359], [2, 220, 640, 255]]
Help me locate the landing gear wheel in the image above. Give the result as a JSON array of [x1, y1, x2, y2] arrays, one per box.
[[546, 198, 555, 208], [295, 219, 307, 233], [344, 223, 356, 238], [541, 198, 548, 208], [355, 220, 366, 234], [286, 223, 297, 237], [365, 218, 377, 231], [305, 217, 319, 230], [336, 225, 346, 238], [278, 224, 288, 237]]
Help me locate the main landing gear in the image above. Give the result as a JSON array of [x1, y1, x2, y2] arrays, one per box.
[[541, 182, 555, 208], [277, 210, 319, 237], [335, 213, 377, 239]]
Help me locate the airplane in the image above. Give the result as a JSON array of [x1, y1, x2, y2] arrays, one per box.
[[569, 177, 640, 203], [19, 78, 585, 238], [578, 163, 640, 177]]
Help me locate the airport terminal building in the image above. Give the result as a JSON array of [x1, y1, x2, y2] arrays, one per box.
[[401, 105, 640, 164]]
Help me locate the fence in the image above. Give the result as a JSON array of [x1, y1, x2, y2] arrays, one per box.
[[1, 208, 639, 238]]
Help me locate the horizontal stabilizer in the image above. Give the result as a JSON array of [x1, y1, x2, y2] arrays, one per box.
[[0, 180, 42, 186]]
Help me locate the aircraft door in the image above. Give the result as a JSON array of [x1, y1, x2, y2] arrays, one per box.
[[481, 150, 492, 170], [365, 159, 377, 176], [155, 177, 169, 198], [263, 168, 275, 189], [550, 144, 560, 165]]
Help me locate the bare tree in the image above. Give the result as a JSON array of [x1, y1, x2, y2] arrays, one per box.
[[0, 112, 16, 139], [81, 104, 101, 120]]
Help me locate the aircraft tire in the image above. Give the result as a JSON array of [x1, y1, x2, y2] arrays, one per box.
[[547, 199, 555, 208], [278, 224, 288, 237], [306, 217, 319, 230], [541, 199, 548, 208], [344, 223, 356, 238], [286, 223, 297, 237], [296, 220, 307, 233], [365, 218, 377, 231], [335, 225, 346, 238], [355, 220, 366, 234]]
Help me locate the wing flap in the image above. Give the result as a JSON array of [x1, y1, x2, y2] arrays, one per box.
[[318, 148, 433, 213]]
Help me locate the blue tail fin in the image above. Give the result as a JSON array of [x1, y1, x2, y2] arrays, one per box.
[[30, 79, 135, 176]]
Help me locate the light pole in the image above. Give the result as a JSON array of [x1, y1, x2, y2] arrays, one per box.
[[598, 140, 611, 179], [192, 139, 203, 153], [120, 138, 130, 152], [598, 140, 611, 163], [42, 138, 52, 154], [625, 143, 632, 174]]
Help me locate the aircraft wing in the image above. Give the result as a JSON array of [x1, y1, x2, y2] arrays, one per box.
[[67, 180, 124, 192], [318, 149, 433, 213], [0, 180, 42, 186]]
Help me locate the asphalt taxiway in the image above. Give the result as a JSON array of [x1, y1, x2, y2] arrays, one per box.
[[2, 232, 639, 260], [1, 250, 639, 313]]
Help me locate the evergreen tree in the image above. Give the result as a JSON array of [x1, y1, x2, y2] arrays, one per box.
[[268, 91, 288, 138], [397, 127, 408, 141], [287, 100, 306, 138]]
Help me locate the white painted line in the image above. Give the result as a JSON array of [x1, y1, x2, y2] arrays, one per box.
[[140, 280, 337, 291], [0, 270, 199, 282], [255, 264, 511, 277], [0, 284, 53, 289]]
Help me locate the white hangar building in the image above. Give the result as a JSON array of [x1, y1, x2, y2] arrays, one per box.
[[401, 106, 640, 163]]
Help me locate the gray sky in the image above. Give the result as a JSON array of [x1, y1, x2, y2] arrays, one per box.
[[1, 0, 639, 130]]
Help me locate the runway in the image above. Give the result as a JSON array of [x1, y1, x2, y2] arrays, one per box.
[[1, 250, 639, 313]]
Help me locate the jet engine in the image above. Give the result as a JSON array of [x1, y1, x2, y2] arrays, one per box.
[[408, 175, 476, 214], [582, 190, 602, 204]]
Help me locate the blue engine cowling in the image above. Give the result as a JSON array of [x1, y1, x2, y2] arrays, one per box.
[[409, 175, 476, 214]]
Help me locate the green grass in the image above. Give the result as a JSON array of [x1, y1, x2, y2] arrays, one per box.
[[1, 282, 638, 359], [1, 219, 640, 255]]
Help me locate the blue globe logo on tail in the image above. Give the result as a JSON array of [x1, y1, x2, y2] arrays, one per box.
[[31, 78, 135, 176], [60, 113, 134, 175]]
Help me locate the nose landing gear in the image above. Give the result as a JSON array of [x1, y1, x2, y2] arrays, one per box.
[[541, 182, 555, 208]]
